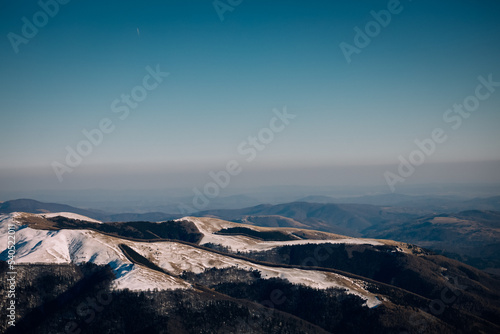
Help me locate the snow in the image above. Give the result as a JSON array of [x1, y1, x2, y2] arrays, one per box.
[[2, 224, 125, 265], [112, 264, 191, 291], [183, 216, 383, 251], [128, 240, 381, 307], [0, 213, 188, 291], [38, 212, 103, 224]]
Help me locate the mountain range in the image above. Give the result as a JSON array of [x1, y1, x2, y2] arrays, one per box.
[[1, 210, 499, 333], [2, 198, 499, 273], [0, 198, 181, 222], [200, 202, 500, 274]]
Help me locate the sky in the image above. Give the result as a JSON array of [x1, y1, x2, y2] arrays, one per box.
[[0, 0, 500, 197]]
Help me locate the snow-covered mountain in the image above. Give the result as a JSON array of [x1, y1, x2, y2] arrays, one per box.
[[0, 213, 190, 291], [2, 211, 500, 333], [0, 212, 393, 307]]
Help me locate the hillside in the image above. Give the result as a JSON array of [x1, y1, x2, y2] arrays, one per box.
[[198, 201, 416, 236], [1, 212, 499, 333], [198, 202, 500, 272], [367, 210, 500, 273]]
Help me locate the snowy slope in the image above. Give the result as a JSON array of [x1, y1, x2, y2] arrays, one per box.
[[184, 216, 384, 251], [0, 213, 189, 291], [39, 212, 103, 224], [112, 264, 190, 291], [1, 214, 126, 264], [128, 240, 381, 307]]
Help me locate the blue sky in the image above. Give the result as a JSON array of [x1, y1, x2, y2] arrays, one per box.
[[0, 0, 499, 193]]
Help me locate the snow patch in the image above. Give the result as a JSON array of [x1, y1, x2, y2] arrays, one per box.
[[183, 216, 383, 251], [38, 212, 103, 224]]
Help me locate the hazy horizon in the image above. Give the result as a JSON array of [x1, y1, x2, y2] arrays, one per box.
[[1, 0, 500, 200]]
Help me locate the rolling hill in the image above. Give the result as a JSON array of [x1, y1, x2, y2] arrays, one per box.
[[198, 201, 416, 236], [198, 202, 500, 272], [367, 210, 500, 274]]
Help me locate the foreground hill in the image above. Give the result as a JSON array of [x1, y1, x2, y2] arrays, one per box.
[[1, 212, 499, 333]]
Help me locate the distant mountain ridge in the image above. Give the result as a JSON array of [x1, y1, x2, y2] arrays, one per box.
[[298, 193, 500, 212], [0, 198, 101, 217], [199, 201, 415, 236], [367, 209, 500, 273], [0, 199, 180, 222]]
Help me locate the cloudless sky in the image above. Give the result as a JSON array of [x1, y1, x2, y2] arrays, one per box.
[[0, 0, 499, 193]]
